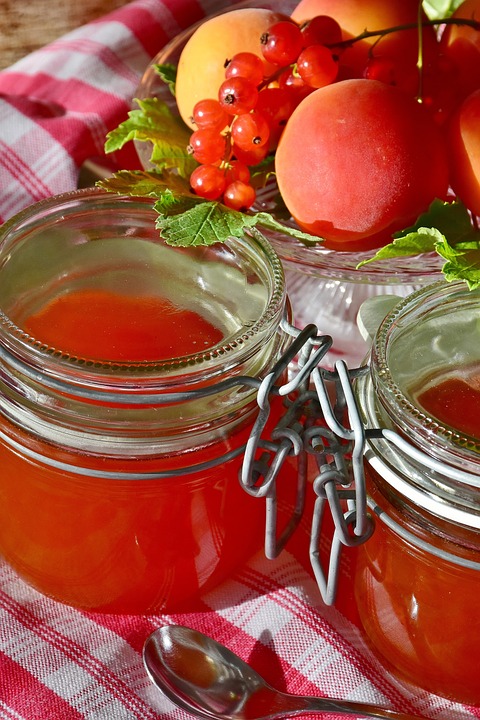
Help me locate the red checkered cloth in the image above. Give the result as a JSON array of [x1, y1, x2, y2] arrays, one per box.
[[0, 2, 477, 719]]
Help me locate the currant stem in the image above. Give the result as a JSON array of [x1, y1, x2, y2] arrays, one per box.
[[256, 16, 479, 95], [330, 17, 480, 52]]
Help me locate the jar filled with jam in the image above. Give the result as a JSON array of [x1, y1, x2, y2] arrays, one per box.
[[354, 280, 480, 705], [0, 189, 298, 614]]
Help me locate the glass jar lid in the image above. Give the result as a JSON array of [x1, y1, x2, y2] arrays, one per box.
[[0, 189, 286, 392], [371, 280, 480, 465]]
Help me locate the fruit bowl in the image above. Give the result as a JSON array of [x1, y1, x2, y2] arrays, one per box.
[[134, 0, 444, 366]]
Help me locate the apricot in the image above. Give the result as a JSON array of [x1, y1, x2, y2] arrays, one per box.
[[175, 8, 288, 129], [440, 0, 480, 105], [448, 89, 480, 217], [275, 79, 450, 247]]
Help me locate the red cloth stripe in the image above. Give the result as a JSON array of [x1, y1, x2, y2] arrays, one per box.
[[0, 652, 83, 720], [0, 590, 162, 720], [0, 2, 479, 718]]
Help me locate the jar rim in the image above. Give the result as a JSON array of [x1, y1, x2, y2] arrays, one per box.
[[0, 189, 286, 384], [371, 279, 480, 461]]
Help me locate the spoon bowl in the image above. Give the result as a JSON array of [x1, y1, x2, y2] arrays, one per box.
[[143, 625, 427, 720]]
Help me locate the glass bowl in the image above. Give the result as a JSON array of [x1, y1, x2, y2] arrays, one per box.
[[134, 0, 444, 367]]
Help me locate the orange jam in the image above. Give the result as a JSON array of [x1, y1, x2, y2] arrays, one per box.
[[415, 368, 480, 440], [353, 281, 480, 705], [355, 463, 480, 705], [0, 288, 291, 613], [23, 288, 225, 361], [0, 190, 293, 614]]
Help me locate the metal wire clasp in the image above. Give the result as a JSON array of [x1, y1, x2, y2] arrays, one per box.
[[239, 323, 333, 558], [306, 360, 374, 604], [240, 319, 480, 606], [240, 321, 374, 606]]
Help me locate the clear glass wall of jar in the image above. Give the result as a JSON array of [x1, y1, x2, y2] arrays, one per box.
[[354, 280, 480, 705], [0, 189, 298, 614]]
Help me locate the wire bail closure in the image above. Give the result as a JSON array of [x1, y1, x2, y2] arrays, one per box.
[[240, 318, 480, 606], [238, 319, 375, 605]]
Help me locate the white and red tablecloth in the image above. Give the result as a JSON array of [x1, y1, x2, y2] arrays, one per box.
[[0, 2, 478, 718]]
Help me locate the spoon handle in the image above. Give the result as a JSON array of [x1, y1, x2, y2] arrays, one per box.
[[287, 695, 426, 720]]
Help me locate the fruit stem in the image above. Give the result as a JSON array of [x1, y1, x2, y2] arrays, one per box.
[[416, 0, 424, 104], [330, 17, 480, 51]]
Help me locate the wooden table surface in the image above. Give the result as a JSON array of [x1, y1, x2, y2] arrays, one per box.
[[0, 0, 131, 70]]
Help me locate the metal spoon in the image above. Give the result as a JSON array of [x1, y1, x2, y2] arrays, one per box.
[[143, 625, 426, 720]]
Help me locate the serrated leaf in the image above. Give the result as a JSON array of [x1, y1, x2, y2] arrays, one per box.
[[357, 227, 440, 268], [154, 63, 176, 95], [435, 236, 480, 290], [104, 97, 195, 177], [153, 196, 325, 247], [356, 198, 480, 289], [155, 202, 257, 246], [357, 200, 475, 268], [153, 188, 202, 215], [149, 139, 197, 176], [97, 169, 192, 198], [105, 98, 179, 151]]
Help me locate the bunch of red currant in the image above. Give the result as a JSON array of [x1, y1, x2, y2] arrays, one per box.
[[187, 15, 342, 210]]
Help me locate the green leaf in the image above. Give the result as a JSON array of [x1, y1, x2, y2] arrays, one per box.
[[422, 0, 463, 19], [98, 167, 326, 247], [435, 236, 480, 290], [148, 139, 197, 176], [152, 196, 324, 247], [155, 202, 257, 246], [154, 187, 202, 215], [356, 226, 441, 268], [356, 199, 480, 289], [154, 63, 177, 95], [357, 200, 475, 268], [104, 97, 196, 177], [97, 169, 192, 198]]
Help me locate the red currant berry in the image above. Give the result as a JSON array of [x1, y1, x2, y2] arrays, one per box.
[[231, 111, 270, 151], [190, 164, 226, 200], [192, 99, 229, 132], [232, 142, 269, 167], [260, 21, 303, 66], [277, 68, 314, 106], [218, 77, 258, 115], [364, 56, 398, 85], [223, 181, 256, 211], [255, 88, 294, 147], [188, 129, 227, 164], [297, 45, 339, 89], [223, 160, 251, 185], [225, 52, 264, 87], [300, 15, 342, 48]]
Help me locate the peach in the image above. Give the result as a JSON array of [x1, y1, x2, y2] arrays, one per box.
[[275, 79, 449, 247], [448, 89, 480, 217], [440, 0, 480, 105], [175, 8, 288, 129]]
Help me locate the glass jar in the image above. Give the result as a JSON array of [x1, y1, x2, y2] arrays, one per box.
[[354, 280, 480, 705], [0, 188, 296, 614]]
